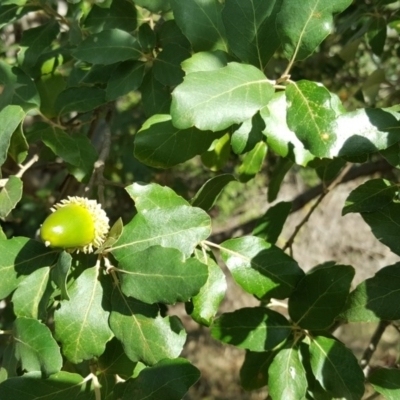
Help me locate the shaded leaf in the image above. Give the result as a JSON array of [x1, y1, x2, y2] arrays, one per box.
[[12, 267, 51, 319], [361, 203, 400, 256], [153, 44, 191, 86], [240, 350, 275, 391], [367, 17, 387, 56], [110, 205, 211, 258], [220, 236, 304, 299], [201, 133, 231, 171], [171, 62, 274, 131], [51, 251, 72, 301], [134, 0, 170, 13], [289, 264, 354, 330], [55, 86, 106, 115], [267, 157, 294, 202], [238, 141, 267, 183], [342, 178, 397, 215], [0, 237, 57, 299], [13, 317, 62, 377], [0, 371, 94, 400], [8, 121, 28, 163], [170, 0, 227, 52], [369, 368, 400, 400], [222, 0, 282, 68], [231, 112, 265, 155], [19, 21, 59, 70], [140, 71, 171, 116], [211, 307, 291, 351], [0, 105, 25, 166], [191, 174, 236, 211], [134, 114, 221, 168], [309, 335, 365, 400], [0, 176, 23, 218], [106, 60, 145, 101], [117, 246, 208, 304], [252, 201, 292, 243], [0, 62, 40, 111], [110, 289, 186, 364], [342, 262, 400, 322], [268, 343, 307, 400], [73, 29, 142, 65], [54, 266, 113, 364], [119, 358, 200, 400], [84, 0, 137, 33], [276, 0, 352, 61], [157, 19, 191, 50], [138, 23, 156, 51]]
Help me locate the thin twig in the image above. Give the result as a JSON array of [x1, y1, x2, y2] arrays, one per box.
[[0, 154, 39, 188], [282, 163, 352, 251], [360, 320, 390, 376]]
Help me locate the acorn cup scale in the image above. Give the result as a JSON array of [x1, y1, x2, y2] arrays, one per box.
[[40, 196, 110, 253]]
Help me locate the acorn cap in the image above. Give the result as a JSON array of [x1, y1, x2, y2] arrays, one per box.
[[40, 196, 110, 253]]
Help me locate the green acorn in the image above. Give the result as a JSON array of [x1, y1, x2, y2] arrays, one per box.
[[40, 196, 109, 253]]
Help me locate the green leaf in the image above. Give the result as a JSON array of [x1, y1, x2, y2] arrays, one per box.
[[84, 0, 137, 33], [268, 343, 307, 400], [201, 133, 231, 171], [51, 251, 72, 301], [231, 112, 265, 155], [238, 141, 267, 183], [110, 289, 186, 364], [188, 249, 227, 326], [13, 317, 62, 377], [252, 201, 292, 243], [222, 0, 282, 69], [134, 114, 221, 168], [181, 50, 229, 74], [96, 218, 123, 254], [289, 264, 354, 330], [126, 182, 189, 212], [361, 203, 400, 256], [8, 123, 29, 163], [157, 20, 191, 50], [369, 368, 400, 400], [0, 371, 94, 400], [0, 343, 18, 382], [106, 60, 145, 101], [0, 61, 40, 111], [0, 105, 25, 166], [110, 205, 211, 258], [140, 71, 171, 116], [98, 338, 138, 379], [19, 21, 59, 70], [36, 74, 67, 116], [138, 23, 156, 52], [261, 92, 314, 166], [286, 80, 338, 158], [211, 307, 291, 351], [0, 4, 21, 29], [341, 262, 400, 322], [54, 266, 113, 364], [73, 29, 142, 65], [240, 350, 275, 391], [191, 173, 236, 211], [55, 86, 106, 115], [117, 246, 208, 304], [170, 0, 227, 52], [220, 236, 304, 299], [153, 44, 191, 86], [367, 17, 387, 56], [41, 126, 97, 183], [0, 176, 23, 218], [119, 358, 200, 400], [134, 0, 170, 13], [276, 0, 352, 61], [12, 267, 51, 319], [267, 157, 294, 202], [309, 335, 365, 400], [342, 178, 397, 215], [171, 62, 274, 131], [0, 237, 57, 300]]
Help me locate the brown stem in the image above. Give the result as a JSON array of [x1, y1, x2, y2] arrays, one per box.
[[360, 320, 390, 376]]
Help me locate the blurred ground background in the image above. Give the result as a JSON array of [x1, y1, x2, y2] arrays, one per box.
[[171, 170, 400, 400]]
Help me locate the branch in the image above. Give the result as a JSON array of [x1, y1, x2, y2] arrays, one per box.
[[360, 320, 390, 376], [0, 154, 39, 188], [209, 159, 393, 244]]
